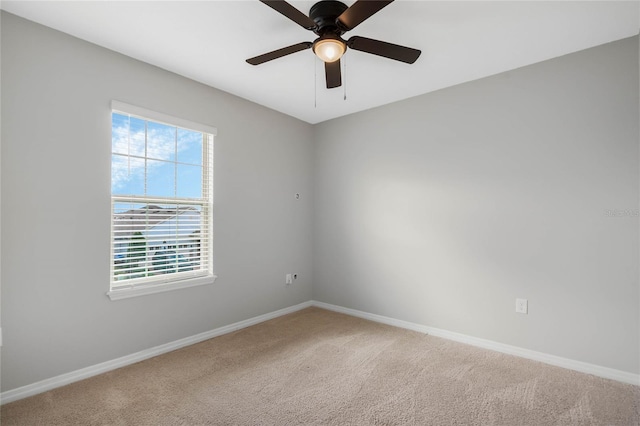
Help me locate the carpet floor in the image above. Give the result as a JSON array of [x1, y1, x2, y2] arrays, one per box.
[[2, 307, 639, 425]]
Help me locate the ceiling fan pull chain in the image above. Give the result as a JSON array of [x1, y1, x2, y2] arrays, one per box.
[[343, 54, 347, 101], [314, 56, 318, 108]]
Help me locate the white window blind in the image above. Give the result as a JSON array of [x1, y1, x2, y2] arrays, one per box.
[[109, 102, 215, 297]]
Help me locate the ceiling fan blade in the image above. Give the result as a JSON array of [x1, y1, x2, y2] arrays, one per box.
[[325, 60, 342, 89], [336, 0, 393, 31], [347, 36, 421, 64], [259, 0, 316, 30], [247, 42, 313, 65]]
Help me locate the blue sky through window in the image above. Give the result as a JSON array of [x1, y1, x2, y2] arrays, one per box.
[[111, 112, 204, 199]]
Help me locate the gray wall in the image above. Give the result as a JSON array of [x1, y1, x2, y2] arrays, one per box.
[[1, 12, 313, 391], [313, 36, 639, 374]]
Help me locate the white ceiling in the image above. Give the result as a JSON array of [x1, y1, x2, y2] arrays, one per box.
[[2, 1, 639, 124]]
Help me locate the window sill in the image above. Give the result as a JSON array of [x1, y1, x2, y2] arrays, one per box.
[[107, 274, 217, 301]]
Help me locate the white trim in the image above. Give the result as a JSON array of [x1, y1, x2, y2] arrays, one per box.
[[312, 301, 432, 334], [310, 301, 640, 386], [3, 299, 637, 405], [107, 274, 218, 301], [111, 100, 217, 135], [0, 301, 313, 405]]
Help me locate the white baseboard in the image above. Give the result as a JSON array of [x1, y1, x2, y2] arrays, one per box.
[[0, 301, 313, 405], [3, 298, 637, 405], [311, 300, 640, 386]]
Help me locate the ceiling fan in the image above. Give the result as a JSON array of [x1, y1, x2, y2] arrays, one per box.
[[247, 0, 421, 89]]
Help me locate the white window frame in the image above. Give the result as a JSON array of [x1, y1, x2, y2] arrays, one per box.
[[107, 101, 217, 301]]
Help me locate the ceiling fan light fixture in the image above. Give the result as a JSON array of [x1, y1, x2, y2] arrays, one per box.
[[313, 36, 346, 63]]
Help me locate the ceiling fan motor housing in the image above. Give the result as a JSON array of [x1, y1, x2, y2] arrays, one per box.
[[310, 0, 349, 36]]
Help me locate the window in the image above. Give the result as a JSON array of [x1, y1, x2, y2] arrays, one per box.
[[108, 101, 216, 300]]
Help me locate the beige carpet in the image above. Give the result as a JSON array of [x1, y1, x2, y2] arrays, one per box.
[[2, 307, 639, 425]]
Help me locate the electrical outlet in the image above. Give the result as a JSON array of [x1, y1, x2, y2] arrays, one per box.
[[285, 274, 293, 285], [516, 298, 528, 314]]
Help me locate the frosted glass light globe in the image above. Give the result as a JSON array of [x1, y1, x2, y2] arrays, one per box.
[[313, 38, 346, 63]]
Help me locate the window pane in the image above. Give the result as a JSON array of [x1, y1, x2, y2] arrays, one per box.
[[147, 121, 176, 162], [128, 116, 147, 157], [113, 201, 144, 246], [112, 114, 146, 157], [176, 164, 202, 199], [144, 205, 201, 276], [177, 129, 203, 165], [112, 155, 144, 195], [111, 113, 129, 155], [113, 202, 150, 280], [146, 159, 175, 197], [141, 203, 175, 248]]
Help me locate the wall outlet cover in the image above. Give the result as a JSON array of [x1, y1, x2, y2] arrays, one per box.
[[516, 298, 528, 314]]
